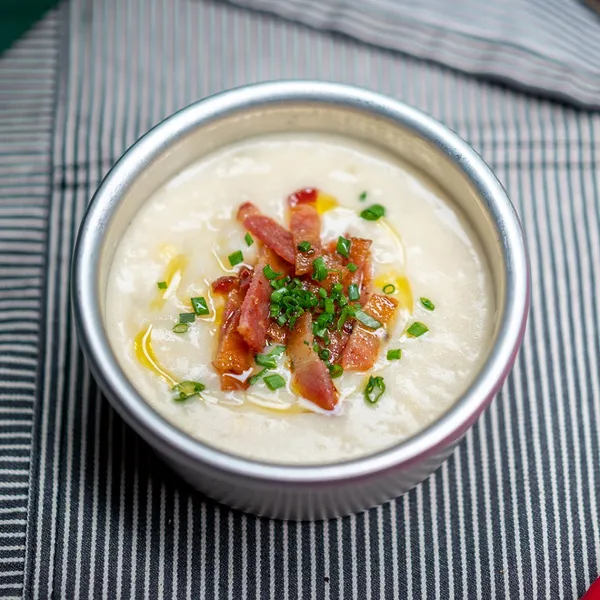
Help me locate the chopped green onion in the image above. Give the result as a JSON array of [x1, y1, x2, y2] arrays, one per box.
[[267, 345, 286, 356], [255, 353, 277, 369], [336, 236, 352, 258], [318, 287, 328, 299], [332, 283, 343, 294], [157, 281, 167, 290], [420, 297, 435, 311], [329, 364, 344, 378], [348, 284, 360, 301], [337, 306, 355, 330], [179, 312, 195, 324], [172, 380, 205, 402], [312, 256, 328, 282], [320, 348, 331, 361], [324, 298, 335, 314], [297, 241, 312, 252], [347, 262, 358, 273], [276, 314, 287, 326], [270, 288, 287, 303], [409, 321, 429, 337], [383, 284, 396, 294], [407, 321, 428, 337], [360, 204, 386, 221], [387, 349, 402, 360], [228, 250, 244, 267], [359, 191, 367, 201], [191, 296, 209, 316], [249, 369, 268, 385], [364, 375, 385, 404], [338, 295, 349, 308], [244, 232, 254, 246], [172, 323, 189, 334], [264, 373, 286, 391], [355, 310, 382, 330], [263, 264, 282, 280]]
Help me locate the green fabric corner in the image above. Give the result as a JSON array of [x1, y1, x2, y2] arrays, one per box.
[[0, 0, 59, 55]]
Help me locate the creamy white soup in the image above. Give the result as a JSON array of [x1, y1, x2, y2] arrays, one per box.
[[105, 134, 494, 464]]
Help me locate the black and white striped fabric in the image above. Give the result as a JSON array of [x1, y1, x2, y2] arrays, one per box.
[[229, 0, 600, 109], [0, 0, 599, 597], [0, 12, 59, 599]]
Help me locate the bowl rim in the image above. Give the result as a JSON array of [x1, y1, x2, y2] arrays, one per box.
[[72, 80, 530, 484]]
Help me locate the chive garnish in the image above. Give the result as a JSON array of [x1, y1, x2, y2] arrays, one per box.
[[324, 298, 335, 314], [228, 250, 244, 267], [191, 296, 209, 316], [318, 287, 328, 299], [336, 236, 351, 259], [244, 232, 254, 246], [267, 345, 286, 356], [387, 349, 402, 360], [348, 284, 360, 301], [263, 264, 282, 280], [157, 281, 167, 290], [337, 306, 356, 330], [359, 191, 367, 201], [364, 375, 385, 404], [179, 312, 195, 324], [347, 262, 358, 273], [329, 364, 344, 378], [420, 297, 435, 311], [360, 204, 386, 221], [172, 323, 189, 334], [172, 380, 205, 402], [249, 368, 268, 385], [383, 284, 396, 294], [407, 321, 428, 337], [312, 257, 328, 282], [354, 310, 382, 330], [320, 348, 331, 361], [332, 283, 343, 294], [298, 241, 312, 252], [264, 373, 286, 391], [255, 353, 277, 369]]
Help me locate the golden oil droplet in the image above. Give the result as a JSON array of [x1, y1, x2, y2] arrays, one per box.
[[315, 191, 339, 214], [133, 324, 177, 387], [374, 272, 414, 313], [151, 253, 188, 309]]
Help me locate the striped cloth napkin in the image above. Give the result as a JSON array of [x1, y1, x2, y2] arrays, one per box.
[[229, 0, 600, 108]]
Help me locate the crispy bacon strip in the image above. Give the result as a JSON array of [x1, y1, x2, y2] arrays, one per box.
[[212, 280, 253, 391], [212, 276, 237, 295], [325, 328, 351, 365], [237, 202, 295, 264], [267, 322, 288, 345], [287, 187, 318, 207], [341, 294, 398, 371], [238, 247, 276, 353], [287, 312, 338, 411], [289, 203, 321, 275], [342, 237, 372, 288]]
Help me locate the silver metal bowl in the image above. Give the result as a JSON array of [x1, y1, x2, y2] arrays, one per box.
[[72, 81, 530, 520]]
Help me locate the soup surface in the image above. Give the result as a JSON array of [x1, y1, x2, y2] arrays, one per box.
[[105, 134, 494, 464]]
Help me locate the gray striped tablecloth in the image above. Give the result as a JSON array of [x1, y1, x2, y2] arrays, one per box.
[[229, 0, 600, 109], [0, 0, 599, 598]]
